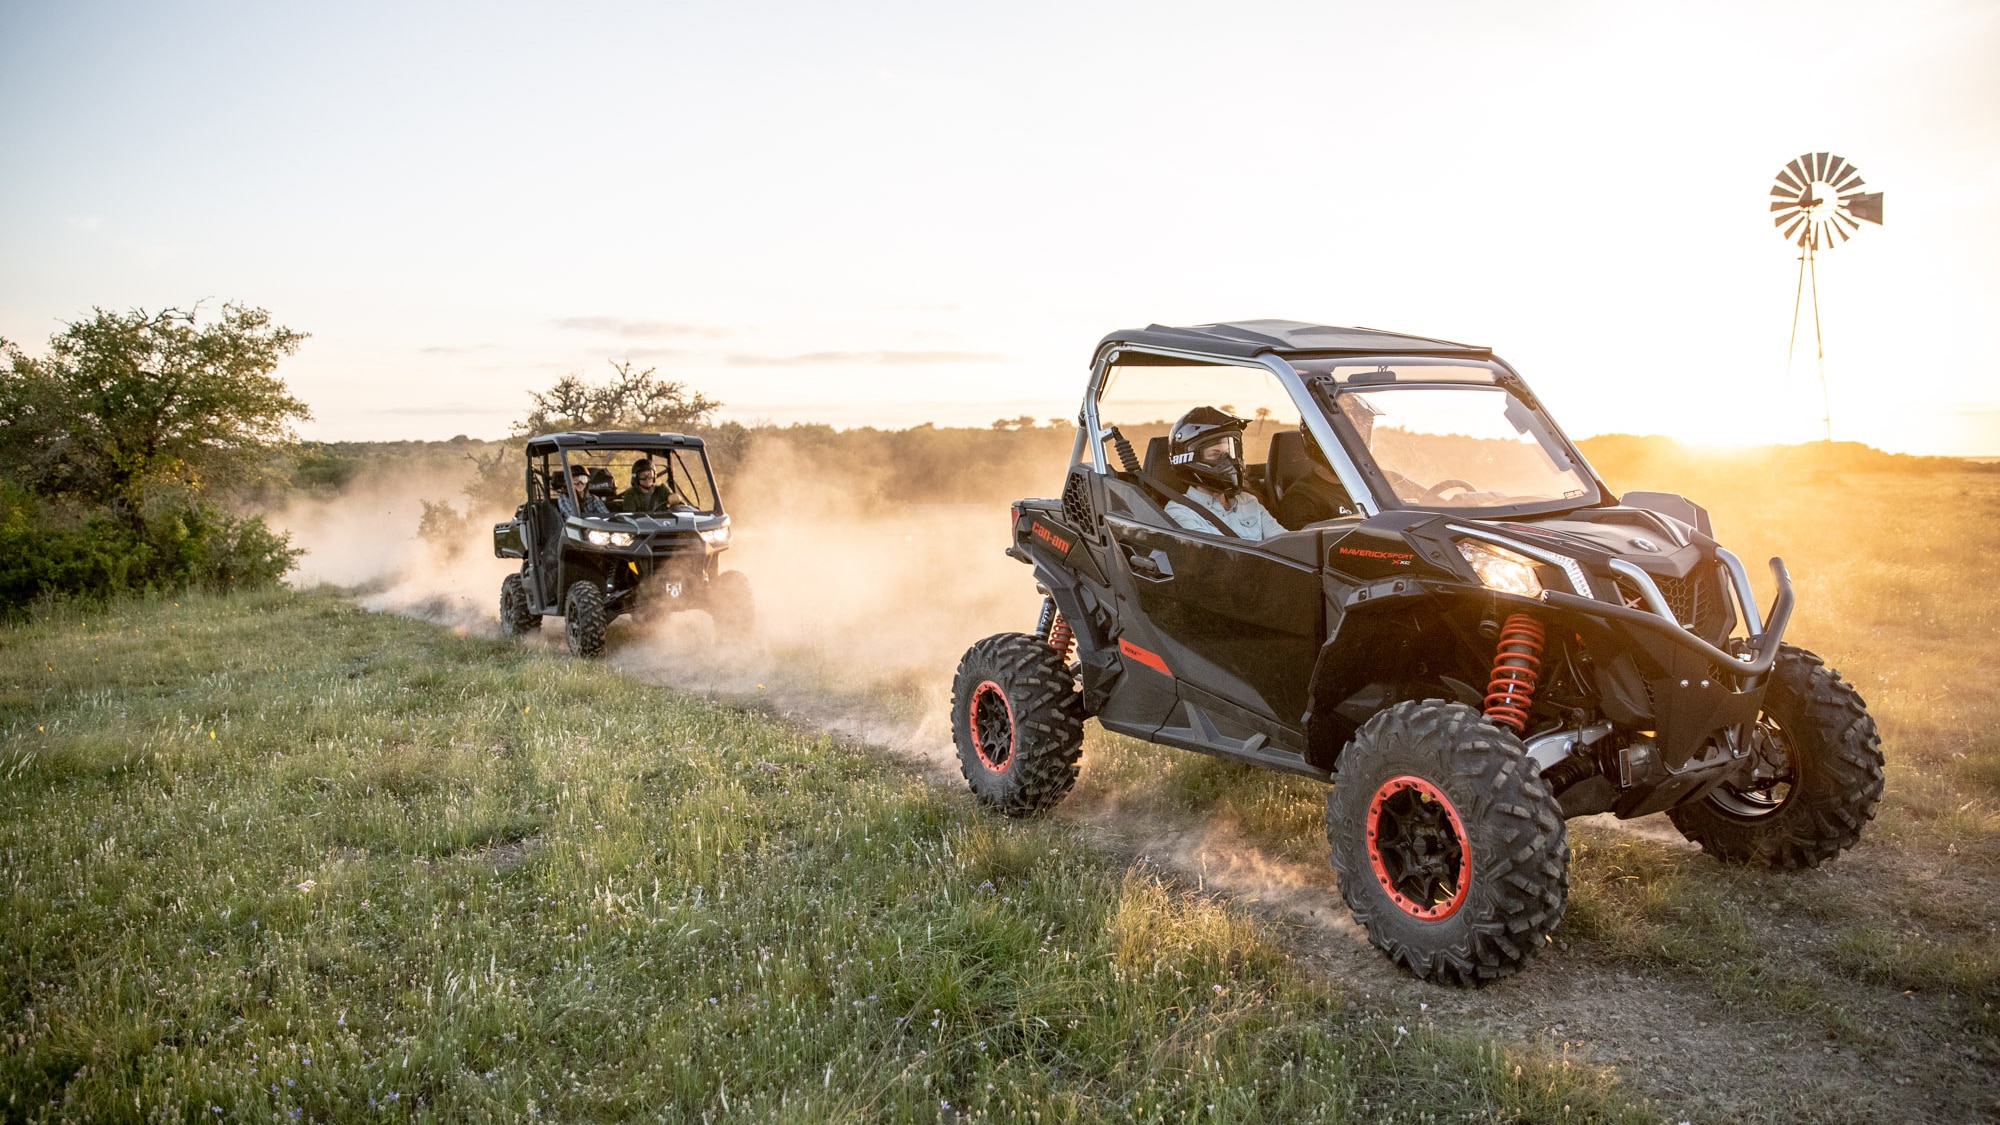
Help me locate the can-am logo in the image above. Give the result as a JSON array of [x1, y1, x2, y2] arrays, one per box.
[[1031, 521, 1072, 553], [1169, 451, 1195, 465]]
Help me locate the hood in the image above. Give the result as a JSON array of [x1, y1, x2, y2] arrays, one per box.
[[1489, 509, 1708, 580]]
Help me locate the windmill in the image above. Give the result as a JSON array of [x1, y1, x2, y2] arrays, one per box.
[[1770, 152, 1883, 441]]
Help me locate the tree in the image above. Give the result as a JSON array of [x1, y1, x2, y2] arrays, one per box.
[[0, 303, 309, 510], [514, 360, 720, 436]]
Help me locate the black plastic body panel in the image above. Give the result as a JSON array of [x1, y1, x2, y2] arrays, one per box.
[[1007, 451, 1797, 822]]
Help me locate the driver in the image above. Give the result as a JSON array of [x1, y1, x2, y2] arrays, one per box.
[[559, 464, 610, 517], [1161, 407, 1285, 541], [619, 459, 680, 514]]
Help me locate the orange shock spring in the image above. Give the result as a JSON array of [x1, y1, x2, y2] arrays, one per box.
[[1048, 609, 1075, 664], [1483, 613, 1546, 732]]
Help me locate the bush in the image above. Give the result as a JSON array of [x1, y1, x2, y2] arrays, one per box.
[[0, 482, 299, 614]]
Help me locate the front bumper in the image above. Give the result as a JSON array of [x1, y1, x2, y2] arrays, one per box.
[[1542, 557, 1796, 815]]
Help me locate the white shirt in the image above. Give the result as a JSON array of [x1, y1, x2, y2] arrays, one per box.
[[1164, 488, 1287, 541]]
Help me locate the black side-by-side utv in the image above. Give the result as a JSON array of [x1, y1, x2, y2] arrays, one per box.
[[951, 320, 1883, 986], [493, 431, 752, 657]]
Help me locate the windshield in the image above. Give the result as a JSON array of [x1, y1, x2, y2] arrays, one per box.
[[1333, 384, 1595, 511], [558, 446, 718, 515]]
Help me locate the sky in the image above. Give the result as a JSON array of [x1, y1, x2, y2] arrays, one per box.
[[2, 0, 1996, 453]]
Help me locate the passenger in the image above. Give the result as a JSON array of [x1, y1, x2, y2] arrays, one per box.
[[1274, 424, 1360, 527], [558, 464, 610, 517], [1162, 407, 1286, 541]]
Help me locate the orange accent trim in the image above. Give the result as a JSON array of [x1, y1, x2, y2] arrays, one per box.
[[968, 680, 1016, 774], [1118, 637, 1171, 676], [1366, 775, 1471, 921]]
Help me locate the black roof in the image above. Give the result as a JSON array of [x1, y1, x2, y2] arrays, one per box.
[[524, 430, 706, 454], [1096, 320, 1490, 362]]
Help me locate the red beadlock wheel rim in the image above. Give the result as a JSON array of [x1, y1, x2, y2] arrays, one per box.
[[1366, 775, 1471, 921], [968, 680, 1016, 773]]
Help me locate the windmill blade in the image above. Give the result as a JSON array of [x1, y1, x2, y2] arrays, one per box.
[[1813, 151, 1832, 180], [1846, 191, 1884, 225], [1782, 214, 1807, 241], [1833, 167, 1865, 192], [1771, 199, 1804, 213], [1772, 183, 1805, 198], [1775, 166, 1806, 192], [1825, 154, 1853, 185], [1785, 157, 1811, 188]]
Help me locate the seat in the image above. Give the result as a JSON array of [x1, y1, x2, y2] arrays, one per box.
[[1267, 430, 1313, 505]]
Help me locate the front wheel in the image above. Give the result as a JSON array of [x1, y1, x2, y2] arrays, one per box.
[[707, 570, 755, 633], [1327, 700, 1568, 986], [563, 581, 608, 659], [1666, 644, 1883, 868], [950, 633, 1084, 817]]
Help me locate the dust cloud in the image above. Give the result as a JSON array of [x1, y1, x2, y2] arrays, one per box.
[[266, 438, 1051, 763], [612, 437, 1046, 767], [268, 474, 517, 635]]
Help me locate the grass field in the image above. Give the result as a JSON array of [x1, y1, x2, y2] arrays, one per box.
[[1, 589, 1641, 1123], [7, 448, 1998, 1123]]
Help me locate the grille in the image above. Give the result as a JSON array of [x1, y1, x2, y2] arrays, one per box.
[[1062, 468, 1094, 527], [1617, 565, 1730, 642]]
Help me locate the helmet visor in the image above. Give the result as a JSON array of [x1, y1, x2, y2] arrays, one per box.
[[1193, 433, 1241, 464]]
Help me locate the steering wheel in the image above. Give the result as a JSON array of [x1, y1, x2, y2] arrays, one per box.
[[1419, 478, 1476, 502]]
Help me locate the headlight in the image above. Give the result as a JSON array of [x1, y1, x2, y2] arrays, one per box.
[[1456, 540, 1543, 597], [699, 526, 731, 547], [585, 530, 635, 547]]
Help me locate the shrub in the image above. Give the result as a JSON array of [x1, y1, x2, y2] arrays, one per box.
[[0, 482, 298, 614]]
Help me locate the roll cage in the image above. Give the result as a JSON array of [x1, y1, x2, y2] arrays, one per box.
[[1075, 342, 1613, 525]]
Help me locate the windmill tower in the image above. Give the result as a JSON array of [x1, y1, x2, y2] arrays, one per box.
[[1770, 153, 1884, 441]]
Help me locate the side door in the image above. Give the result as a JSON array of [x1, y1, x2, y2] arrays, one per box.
[[522, 453, 558, 611], [1104, 516, 1324, 728]]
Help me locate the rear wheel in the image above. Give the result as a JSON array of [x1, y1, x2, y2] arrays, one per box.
[[563, 581, 608, 658], [499, 573, 541, 636], [1667, 645, 1883, 868], [1327, 700, 1568, 986], [950, 633, 1084, 816]]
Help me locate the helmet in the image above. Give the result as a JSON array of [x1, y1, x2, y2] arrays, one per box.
[[1168, 407, 1247, 493]]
